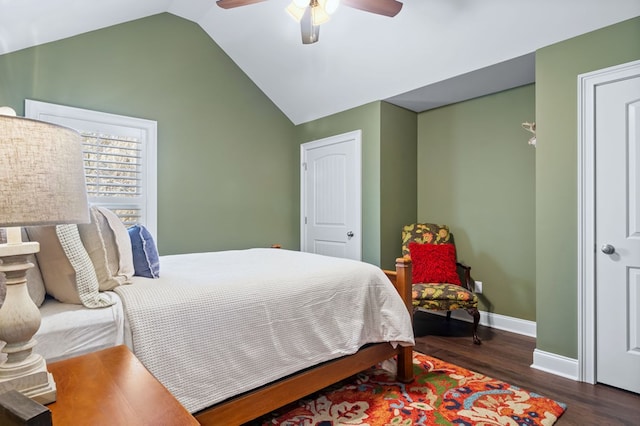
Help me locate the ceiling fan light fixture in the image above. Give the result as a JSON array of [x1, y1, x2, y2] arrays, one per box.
[[311, 0, 330, 25], [300, 4, 319, 44], [219, 0, 403, 45], [302, 25, 320, 44], [286, 2, 306, 22]]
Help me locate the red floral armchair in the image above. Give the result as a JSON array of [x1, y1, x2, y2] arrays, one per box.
[[402, 223, 481, 345]]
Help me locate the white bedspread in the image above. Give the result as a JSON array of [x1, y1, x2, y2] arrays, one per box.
[[114, 248, 414, 413]]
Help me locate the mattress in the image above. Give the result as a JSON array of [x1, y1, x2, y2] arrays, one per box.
[[35, 291, 125, 363]]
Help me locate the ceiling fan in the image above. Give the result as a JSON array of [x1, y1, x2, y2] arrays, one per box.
[[216, 0, 403, 44]]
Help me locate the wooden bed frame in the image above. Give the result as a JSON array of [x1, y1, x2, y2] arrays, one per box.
[[194, 257, 414, 425]]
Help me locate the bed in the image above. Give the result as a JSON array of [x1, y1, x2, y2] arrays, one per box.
[[31, 245, 415, 425]]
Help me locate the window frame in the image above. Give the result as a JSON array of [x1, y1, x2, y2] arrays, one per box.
[[25, 99, 158, 240]]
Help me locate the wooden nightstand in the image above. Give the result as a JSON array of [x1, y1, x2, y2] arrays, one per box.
[[46, 345, 198, 426]]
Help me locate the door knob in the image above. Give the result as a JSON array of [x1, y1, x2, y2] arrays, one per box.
[[601, 244, 615, 255], [347, 231, 354, 239]]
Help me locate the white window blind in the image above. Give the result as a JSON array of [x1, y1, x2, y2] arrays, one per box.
[[25, 100, 158, 238], [82, 131, 143, 227]]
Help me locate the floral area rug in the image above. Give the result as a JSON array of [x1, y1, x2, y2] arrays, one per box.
[[252, 351, 566, 425]]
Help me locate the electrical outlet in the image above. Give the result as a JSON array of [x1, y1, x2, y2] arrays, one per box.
[[475, 280, 483, 294]]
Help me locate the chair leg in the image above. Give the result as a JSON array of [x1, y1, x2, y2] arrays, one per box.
[[467, 307, 482, 345]]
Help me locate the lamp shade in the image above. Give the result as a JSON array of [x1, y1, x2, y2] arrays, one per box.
[[286, 1, 306, 22], [0, 115, 89, 227], [311, 2, 330, 25]]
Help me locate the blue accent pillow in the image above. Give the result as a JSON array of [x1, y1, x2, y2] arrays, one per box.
[[128, 225, 160, 278]]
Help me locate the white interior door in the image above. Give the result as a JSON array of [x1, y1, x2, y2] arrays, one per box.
[[595, 70, 640, 394], [300, 131, 361, 260]]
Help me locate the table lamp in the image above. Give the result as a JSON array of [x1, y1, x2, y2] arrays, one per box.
[[0, 107, 89, 404]]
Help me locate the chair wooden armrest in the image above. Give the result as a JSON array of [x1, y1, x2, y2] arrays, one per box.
[[456, 261, 473, 292], [456, 261, 470, 270]]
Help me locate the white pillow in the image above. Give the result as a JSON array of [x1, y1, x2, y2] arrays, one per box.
[[78, 206, 134, 291], [26, 225, 114, 308]]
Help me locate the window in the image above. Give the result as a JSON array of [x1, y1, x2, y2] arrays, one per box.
[[25, 100, 157, 238]]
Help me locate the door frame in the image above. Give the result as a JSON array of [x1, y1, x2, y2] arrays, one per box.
[[300, 130, 362, 260], [577, 58, 640, 384]]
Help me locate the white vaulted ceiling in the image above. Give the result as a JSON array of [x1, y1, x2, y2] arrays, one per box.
[[1, 0, 639, 124]]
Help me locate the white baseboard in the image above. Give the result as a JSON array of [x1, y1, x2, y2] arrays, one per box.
[[422, 308, 536, 337], [420, 309, 580, 381], [531, 349, 579, 381]]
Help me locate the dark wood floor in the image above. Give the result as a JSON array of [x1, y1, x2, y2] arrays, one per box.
[[413, 311, 640, 426]]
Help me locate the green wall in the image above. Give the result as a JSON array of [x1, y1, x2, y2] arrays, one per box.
[[380, 102, 417, 269], [417, 85, 536, 320], [535, 16, 640, 358], [0, 13, 299, 255]]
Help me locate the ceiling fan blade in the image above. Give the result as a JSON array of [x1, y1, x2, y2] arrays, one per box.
[[300, 8, 320, 44], [341, 0, 403, 17], [216, 0, 267, 9]]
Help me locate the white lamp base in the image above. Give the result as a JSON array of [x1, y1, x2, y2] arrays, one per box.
[[0, 238, 57, 404], [0, 359, 56, 405]]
